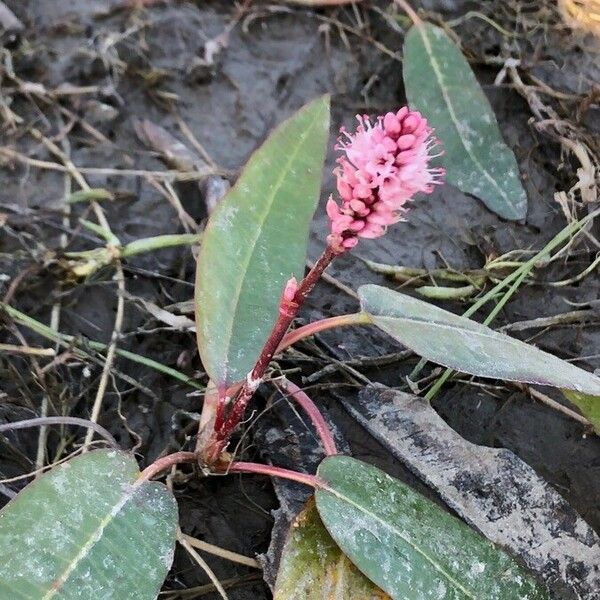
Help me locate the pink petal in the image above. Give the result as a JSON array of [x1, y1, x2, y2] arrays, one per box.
[[383, 112, 401, 135], [349, 219, 366, 232], [326, 197, 341, 219], [367, 211, 396, 226], [353, 184, 372, 199], [402, 113, 421, 134], [349, 199, 366, 212], [359, 223, 385, 239], [396, 106, 409, 121], [342, 236, 359, 249], [337, 178, 353, 201], [397, 134, 416, 150]]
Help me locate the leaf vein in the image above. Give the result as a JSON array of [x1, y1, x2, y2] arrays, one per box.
[[321, 487, 476, 599], [216, 110, 322, 383], [417, 25, 510, 205], [41, 484, 139, 599]]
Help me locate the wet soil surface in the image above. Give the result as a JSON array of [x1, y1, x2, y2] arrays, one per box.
[[1, 1, 599, 598]]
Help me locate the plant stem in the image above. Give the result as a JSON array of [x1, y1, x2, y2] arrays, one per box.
[[205, 245, 339, 461], [195, 381, 244, 454], [247, 245, 338, 381], [138, 452, 321, 490], [79, 219, 120, 246], [64, 233, 201, 271], [138, 451, 198, 482], [394, 0, 423, 26], [120, 233, 202, 258], [0, 302, 204, 390], [84, 260, 125, 450], [0, 343, 55, 356], [180, 533, 260, 569], [277, 378, 338, 456], [276, 312, 371, 353], [177, 532, 230, 600], [67, 188, 114, 204], [225, 461, 320, 488]]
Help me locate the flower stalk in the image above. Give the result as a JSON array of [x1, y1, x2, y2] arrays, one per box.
[[201, 245, 339, 462]]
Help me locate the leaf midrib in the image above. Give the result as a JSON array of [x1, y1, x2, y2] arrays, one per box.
[[372, 314, 498, 338], [319, 486, 476, 599], [217, 109, 321, 384], [416, 24, 509, 204], [41, 482, 139, 599], [372, 314, 557, 360], [370, 314, 600, 394]]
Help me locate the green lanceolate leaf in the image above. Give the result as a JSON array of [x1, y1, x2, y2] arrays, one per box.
[[0, 450, 178, 599], [195, 96, 330, 385], [403, 23, 527, 220], [275, 498, 390, 600], [359, 284, 600, 396], [562, 389, 600, 432], [315, 455, 548, 600]]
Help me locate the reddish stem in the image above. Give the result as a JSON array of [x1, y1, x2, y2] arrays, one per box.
[[137, 452, 322, 490], [278, 378, 337, 456], [393, 0, 423, 25], [213, 391, 228, 433], [247, 244, 338, 380], [225, 461, 321, 488], [196, 382, 244, 454], [138, 451, 198, 482], [206, 245, 339, 461], [276, 312, 371, 353]]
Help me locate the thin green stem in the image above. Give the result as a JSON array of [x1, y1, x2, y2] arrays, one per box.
[[64, 233, 201, 273], [79, 219, 120, 246], [67, 188, 114, 204], [419, 207, 600, 398], [1, 302, 203, 390], [121, 233, 202, 258]]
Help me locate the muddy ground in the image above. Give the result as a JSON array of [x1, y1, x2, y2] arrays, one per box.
[[1, 1, 599, 598]]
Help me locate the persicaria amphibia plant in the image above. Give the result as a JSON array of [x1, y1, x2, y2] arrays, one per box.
[[5, 13, 593, 595], [201, 106, 445, 463]]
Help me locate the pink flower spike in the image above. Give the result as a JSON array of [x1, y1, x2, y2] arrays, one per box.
[[327, 106, 444, 251]]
